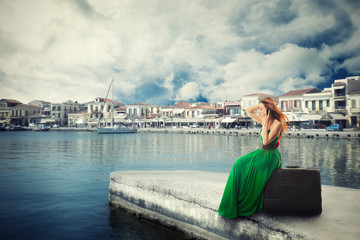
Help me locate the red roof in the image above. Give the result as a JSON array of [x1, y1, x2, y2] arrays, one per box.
[[349, 91, 360, 95], [280, 88, 321, 97], [242, 93, 278, 99], [88, 98, 123, 105], [128, 102, 152, 106], [174, 102, 191, 107], [3, 99, 22, 104], [187, 105, 215, 110]]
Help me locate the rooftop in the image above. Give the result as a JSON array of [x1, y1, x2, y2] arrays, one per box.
[[280, 88, 321, 97]]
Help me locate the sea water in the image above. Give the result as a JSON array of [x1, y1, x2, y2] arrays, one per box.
[[0, 131, 359, 240]]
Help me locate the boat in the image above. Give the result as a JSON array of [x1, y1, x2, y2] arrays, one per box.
[[97, 124, 136, 134], [97, 78, 137, 134], [32, 124, 51, 132], [6, 125, 26, 131]]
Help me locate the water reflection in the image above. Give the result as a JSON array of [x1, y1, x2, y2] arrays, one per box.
[[280, 137, 360, 188], [0, 131, 359, 240], [1, 131, 359, 189], [108, 205, 187, 240]]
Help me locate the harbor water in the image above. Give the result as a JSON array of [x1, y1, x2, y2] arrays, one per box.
[[0, 131, 359, 240]]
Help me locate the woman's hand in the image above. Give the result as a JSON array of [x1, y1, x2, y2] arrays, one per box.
[[262, 110, 270, 128]]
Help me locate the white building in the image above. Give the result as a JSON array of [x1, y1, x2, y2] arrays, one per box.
[[348, 91, 360, 128], [303, 90, 332, 114], [279, 88, 321, 112], [49, 100, 79, 126], [331, 76, 360, 115], [88, 97, 122, 119], [68, 110, 88, 127], [126, 103, 151, 119], [224, 101, 242, 116], [28, 100, 51, 118]]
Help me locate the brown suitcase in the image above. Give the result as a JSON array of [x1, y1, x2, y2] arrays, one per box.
[[264, 167, 322, 215]]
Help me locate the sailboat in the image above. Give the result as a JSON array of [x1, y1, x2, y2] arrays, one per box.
[[97, 78, 137, 134]]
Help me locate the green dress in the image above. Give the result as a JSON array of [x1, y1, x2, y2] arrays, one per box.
[[218, 130, 282, 218]]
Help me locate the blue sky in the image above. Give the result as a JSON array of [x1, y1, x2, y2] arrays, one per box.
[[0, 0, 359, 105]]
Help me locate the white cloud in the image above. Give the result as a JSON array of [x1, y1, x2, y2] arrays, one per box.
[[0, 0, 359, 104], [176, 82, 199, 102]]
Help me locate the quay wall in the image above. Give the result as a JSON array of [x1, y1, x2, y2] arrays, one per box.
[[24, 126, 360, 139], [109, 170, 360, 240], [138, 128, 360, 139]]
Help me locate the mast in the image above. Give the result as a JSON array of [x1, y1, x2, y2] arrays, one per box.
[[111, 78, 114, 127], [97, 78, 114, 127]]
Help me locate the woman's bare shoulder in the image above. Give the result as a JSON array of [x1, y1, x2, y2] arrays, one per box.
[[270, 120, 282, 131]]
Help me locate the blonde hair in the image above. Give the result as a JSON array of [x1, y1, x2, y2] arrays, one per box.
[[261, 97, 290, 140]]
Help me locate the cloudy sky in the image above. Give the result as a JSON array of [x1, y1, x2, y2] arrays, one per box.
[[0, 0, 359, 105]]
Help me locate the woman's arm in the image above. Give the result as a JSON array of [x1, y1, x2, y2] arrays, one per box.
[[246, 104, 262, 124]]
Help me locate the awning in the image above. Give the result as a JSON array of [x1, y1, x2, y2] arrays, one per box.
[[321, 113, 347, 120], [221, 118, 236, 123], [0, 119, 10, 123], [173, 109, 185, 114], [76, 119, 86, 124], [40, 119, 56, 123], [330, 114, 347, 120], [301, 114, 322, 121], [203, 119, 221, 123], [333, 85, 345, 90]]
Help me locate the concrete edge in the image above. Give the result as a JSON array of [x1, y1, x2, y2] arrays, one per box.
[[109, 171, 307, 240]]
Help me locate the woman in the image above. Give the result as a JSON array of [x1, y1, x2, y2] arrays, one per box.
[[218, 97, 290, 218]]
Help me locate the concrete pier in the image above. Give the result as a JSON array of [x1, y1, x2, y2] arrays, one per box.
[[109, 170, 360, 240]]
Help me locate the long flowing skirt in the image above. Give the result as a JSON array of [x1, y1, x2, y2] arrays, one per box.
[[218, 148, 282, 218]]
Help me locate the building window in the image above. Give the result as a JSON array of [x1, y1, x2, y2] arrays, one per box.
[[305, 101, 308, 108], [327, 100, 330, 107], [319, 100, 323, 110], [312, 101, 316, 110], [352, 100, 356, 108]]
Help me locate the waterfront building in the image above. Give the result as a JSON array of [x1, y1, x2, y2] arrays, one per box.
[[126, 103, 152, 119], [331, 76, 360, 114], [160, 105, 175, 118], [224, 101, 241, 116], [87, 97, 123, 127], [348, 91, 360, 128], [300, 90, 332, 125], [184, 105, 217, 119], [50, 100, 79, 126], [27, 100, 52, 125], [279, 88, 321, 112], [0, 99, 41, 126], [88, 97, 122, 119], [28, 100, 51, 117], [68, 110, 88, 127], [303, 90, 332, 114]]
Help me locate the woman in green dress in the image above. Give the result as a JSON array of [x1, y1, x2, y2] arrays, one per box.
[[218, 97, 290, 218]]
